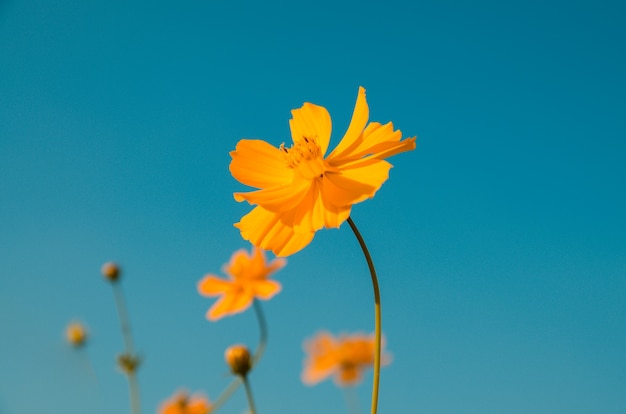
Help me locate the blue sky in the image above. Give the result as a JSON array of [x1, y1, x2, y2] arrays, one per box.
[[1, 0, 625, 413]]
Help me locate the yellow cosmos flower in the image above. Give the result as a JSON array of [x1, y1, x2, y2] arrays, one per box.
[[230, 86, 416, 256], [159, 390, 212, 414], [301, 331, 391, 387], [197, 246, 285, 321]]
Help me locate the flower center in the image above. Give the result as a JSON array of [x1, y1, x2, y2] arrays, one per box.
[[280, 136, 327, 179]]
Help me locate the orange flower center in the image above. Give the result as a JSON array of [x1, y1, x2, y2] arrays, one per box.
[[280, 136, 327, 180], [176, 395, 189, 409]]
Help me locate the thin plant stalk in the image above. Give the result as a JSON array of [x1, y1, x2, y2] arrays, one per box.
[[112, 283, 141, 414], [75, 346, 99, 384], [128, 373, 141, 414], [342, 386, 361, 414], [242, 375, 258, 414], [113, 284, 135, 354], [211, 300, 268, 412], [347, 217, 381, 414], [251, 300, 268, 366]]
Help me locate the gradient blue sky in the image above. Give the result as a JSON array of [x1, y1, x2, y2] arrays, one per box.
[[1, 0, 625, 413]]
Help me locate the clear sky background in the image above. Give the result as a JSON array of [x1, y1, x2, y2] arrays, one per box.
[[1, 0, 625, 413]]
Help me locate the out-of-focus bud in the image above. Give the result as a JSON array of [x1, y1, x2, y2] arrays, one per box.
[[117, 353, 141, 374], [66, 322, 88, 347], [101, 262, 121, 282], [224, 344, 252, 377]]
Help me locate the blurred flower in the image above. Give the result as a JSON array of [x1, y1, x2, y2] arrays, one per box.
[[225, 344, 252, 377], [302, 331, 391, 387], [230, 86, 416, 256], [101, 261, 121, 282], [197, 246, 285, 321], [159, 390, 212, 414], [65, 321, 88, 347]]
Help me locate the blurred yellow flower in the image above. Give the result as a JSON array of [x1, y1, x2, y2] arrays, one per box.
[[302, 331, 391, 387], [197, 246, 285, 321], [230, 86, 416, 256], [65, 321, 88, 347], [159, 390, 212, 414]]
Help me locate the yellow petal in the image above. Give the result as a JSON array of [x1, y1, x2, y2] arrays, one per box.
[[321, 199, 351, 229], [335, 365, 363, 386], [291, 180, 327, 233], [289, 102, 332, 155], [235, 206, 315, 257], [326, 86, 369, 161], [330, 122, 416, 169], [253, 279, 282, 299], [197, 276, 234, 297], [234, 175, 311, 212], [207, 289, 253, 321], [322, 159, 392, 207], [301, 332, 339, 385], [230, 139, 294, 189], [223, 249, 252, 278]]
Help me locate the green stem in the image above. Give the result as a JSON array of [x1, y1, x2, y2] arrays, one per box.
[[128, 372, 141, 414], [242, 375, 258, 414], [211, 300, 268, 412], [113, 284, 136, 355], [252, 300, 268, 366], [342, 386, 361, 414], [112, 283, 141, 414], [347, 217, 381, 414]]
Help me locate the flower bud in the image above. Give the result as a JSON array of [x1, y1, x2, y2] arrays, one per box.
[[224, 344, 252, 377], [117, 353, 141, 374], [66, 322, 88, 347], [101, 262, 121, 282]]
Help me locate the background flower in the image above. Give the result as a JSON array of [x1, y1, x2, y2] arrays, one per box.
[[197, 246, 285, 321], [302, 331, 391, 387], [65, 321, 88, 348], [159, 390, 212, 414]]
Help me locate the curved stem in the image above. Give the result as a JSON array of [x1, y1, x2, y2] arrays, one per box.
[[252, 300, 268, 366], [210, 377, 241, 412], [242, 375, 258, 414], [211, 300, 268, 412], [347, 217, 381, 414]]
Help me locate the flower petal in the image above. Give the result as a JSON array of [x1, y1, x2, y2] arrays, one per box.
[[230, 139, 294, 189], [250, 247, 287, 277], [301, 332, 339, 385], [291, 180, 327, 233], [321, 199, 352, 229], [197, 276, 234, 297], [223, 249, 252, 279], [335, 365, 363, 386], [234, 174, 311, 213], [289, 102, 332, 155], [187, 397, 212, 414], [322, 159, 392, 207], [330, 122, 417, 167], [235, 206, 315, 257], [207, 289, 254, 321], [326, 86, 369, 161], [253, 279, 282, 299]]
